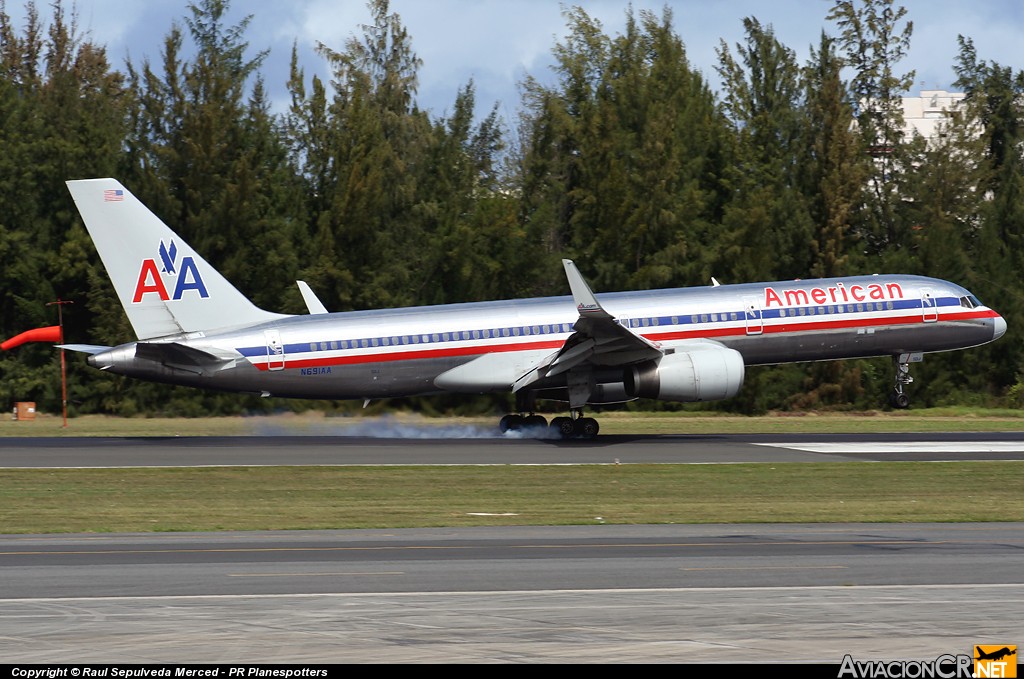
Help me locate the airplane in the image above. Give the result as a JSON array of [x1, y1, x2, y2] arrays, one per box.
[[62, 178, 1006, 439], [976, 647, 1016, 662]]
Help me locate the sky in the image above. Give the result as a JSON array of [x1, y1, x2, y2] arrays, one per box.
[[9, 0, 1024, 122]]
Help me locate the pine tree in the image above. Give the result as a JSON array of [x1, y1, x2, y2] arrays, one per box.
[[827, 0, 916, 264], [715, 17, 814, 282], [802, 32, 867, 279], [516, 6, 730, 293], [0, 1, 127, 414], [125, 0, 302, 313]]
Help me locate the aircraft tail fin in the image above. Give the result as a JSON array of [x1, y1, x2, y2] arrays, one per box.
[[66, 178, 287, 340]]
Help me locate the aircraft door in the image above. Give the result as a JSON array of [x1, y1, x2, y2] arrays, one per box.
[[921, 288, 938, 323], [264, 329, 286, 371], [743, 298, 763, 335]]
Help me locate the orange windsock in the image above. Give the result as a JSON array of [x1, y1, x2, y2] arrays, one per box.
[[1, 325, 62, 351]]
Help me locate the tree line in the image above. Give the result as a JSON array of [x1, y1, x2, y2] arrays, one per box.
[[1, 0, 1021, 417]]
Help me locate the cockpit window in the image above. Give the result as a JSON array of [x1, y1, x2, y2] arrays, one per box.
[[960, 295, 983, 309]]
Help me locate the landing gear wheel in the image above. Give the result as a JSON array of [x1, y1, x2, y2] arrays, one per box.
[[523, 414, 548, 429], [575, 417, 599, 439], [550, 417, 575, 438], [499, 414, 524, 432], [889, 355, 915, 410]]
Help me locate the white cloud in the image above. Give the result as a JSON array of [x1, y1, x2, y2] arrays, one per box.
[[7, 0, 1024, 118]]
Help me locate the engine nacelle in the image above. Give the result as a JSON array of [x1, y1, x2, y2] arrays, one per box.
[[625, 344, 745, 402]]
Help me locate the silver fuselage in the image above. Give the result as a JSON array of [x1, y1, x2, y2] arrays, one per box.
[[88, 274, 1004, 401]]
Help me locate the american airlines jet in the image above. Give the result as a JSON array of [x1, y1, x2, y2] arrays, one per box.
[[64, 178, 1006, 438]]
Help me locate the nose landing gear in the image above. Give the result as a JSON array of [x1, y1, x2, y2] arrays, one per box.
[[888, 353, 920, 409]]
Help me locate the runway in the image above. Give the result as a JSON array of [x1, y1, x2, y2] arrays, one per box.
[[4, 430, 1024, 467], [1, 434, 1022, 663], [2, 523, 1023, 663]]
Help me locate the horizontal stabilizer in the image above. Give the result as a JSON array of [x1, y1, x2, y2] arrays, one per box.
[[135, 341, 233, 374], [58, 344, 112, 355]]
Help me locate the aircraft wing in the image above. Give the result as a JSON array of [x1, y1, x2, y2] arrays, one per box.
[[512, 260, 664, 396]]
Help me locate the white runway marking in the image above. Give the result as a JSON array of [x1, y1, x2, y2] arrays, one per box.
[[755, 441, 1024, 454]]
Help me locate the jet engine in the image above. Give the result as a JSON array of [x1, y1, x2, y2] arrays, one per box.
[[625, 343, 745, 402]]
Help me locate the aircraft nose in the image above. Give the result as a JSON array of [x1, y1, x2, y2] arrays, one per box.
[[993, 315, 1007, 341]]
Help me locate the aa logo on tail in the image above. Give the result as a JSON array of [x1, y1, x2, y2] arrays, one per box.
[[132, 239, 210, 303]]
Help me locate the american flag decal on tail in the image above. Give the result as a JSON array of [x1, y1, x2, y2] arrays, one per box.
[[103, 189, 123, 202]]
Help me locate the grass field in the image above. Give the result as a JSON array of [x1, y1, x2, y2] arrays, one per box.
[[1, 409, 1022, 534]]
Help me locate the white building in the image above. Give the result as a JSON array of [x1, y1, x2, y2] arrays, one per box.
[[900, 89, 966, 144]]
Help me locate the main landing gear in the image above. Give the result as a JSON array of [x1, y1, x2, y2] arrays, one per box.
[[550, 410, 600, 439], [500, 391, 600, 439], [499, 409, 600, 439], [888, 354, 917, 409]]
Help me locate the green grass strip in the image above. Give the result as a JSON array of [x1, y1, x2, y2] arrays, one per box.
[[1, 462, 1022, 533]]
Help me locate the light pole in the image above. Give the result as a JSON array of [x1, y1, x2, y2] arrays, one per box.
[[46, 299, 73, 428]]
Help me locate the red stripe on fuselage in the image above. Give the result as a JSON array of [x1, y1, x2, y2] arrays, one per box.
[[644, 309, 998, 342], [249, 309, 998, 371], [252, 338, 565, 371]]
